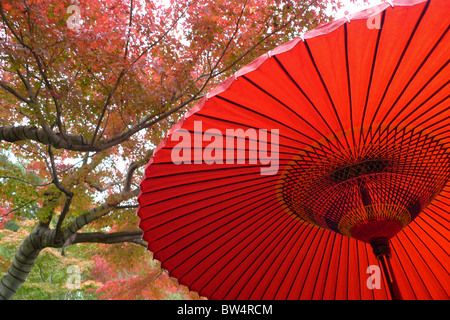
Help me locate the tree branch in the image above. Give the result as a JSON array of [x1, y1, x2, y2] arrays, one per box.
[[0, 176, 51, 187], [214, 6, 308, 78], [63, 187, 140, 239], [0, 80, 31, 104], [69, 230, 145, 247], [0, 3, 32, 50], [47, 146, 74, 241], [0, 125, 90, 150], [88, 181, 120, 192]]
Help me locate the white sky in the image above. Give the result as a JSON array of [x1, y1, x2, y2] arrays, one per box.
[[333, 0, 384, 18]]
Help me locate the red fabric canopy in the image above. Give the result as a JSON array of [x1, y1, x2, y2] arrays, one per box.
[[138, 0, 450, 300]]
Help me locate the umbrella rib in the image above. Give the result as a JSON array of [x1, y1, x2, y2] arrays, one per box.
[[384, 72, 450, 134], [438, 193, 450, 202], [359, 10, 385, 149], [212, 95, 334, 153], [378, 26, 450, 138], [286, 226, 323, 299], [159, 197, 284, 287], [304, 230, 332, 300], [343, 23, 357, 151], [408, 218, 450, 278], [433, 197, 450, 209], [194, 108, 337, 159], [390, 236, 418, 300], [239, 74, 340, 152], [363, 99, 450, 172], [364, 0, 431, 145], [194, 205, 291, 298], [411, 218, 450, 272], [273, 225, 319, 299], [356, 240, 362, 300], [317, 231, 338, 300], [392, 234, 433, 299], [401, 227, 449, 298], [404, 102, 450, 142], [226, 209, 309, 299], [178, 123, 336, 160], [345, 237, 350, 299], [270, 55, 345, 152], [332, 234, 344, 300], [174, 198, 286, 293], [153, 185, 280, 253], [416, 209, 450, 250], [251, 222, 315, 300], [140, 166, 281, 196], [141, 170, 277, 206], [425, 204, 450, 230], [303, 40, 352, 153], [141, 176, 278, 229], [192, 113, 315, 153]]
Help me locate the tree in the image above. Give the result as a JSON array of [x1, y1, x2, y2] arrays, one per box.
[[0, 219, 100, 299], [0, 0, 339, 299]]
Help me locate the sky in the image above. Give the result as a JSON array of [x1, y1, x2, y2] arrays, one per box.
[[333, 0, 384, 18]]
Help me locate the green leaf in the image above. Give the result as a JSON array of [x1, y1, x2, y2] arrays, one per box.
[[4, 220, 20, 232]]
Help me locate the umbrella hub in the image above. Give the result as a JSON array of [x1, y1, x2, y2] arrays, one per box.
[[278, 128, 450, 243]]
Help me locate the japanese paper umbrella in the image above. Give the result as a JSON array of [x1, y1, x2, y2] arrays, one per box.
[[138, 0, 450, 300]]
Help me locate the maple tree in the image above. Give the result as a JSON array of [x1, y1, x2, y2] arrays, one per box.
[[0, 0, 344, 299]]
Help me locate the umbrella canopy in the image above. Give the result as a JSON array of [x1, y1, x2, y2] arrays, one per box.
[[138, 0, 450, 300]]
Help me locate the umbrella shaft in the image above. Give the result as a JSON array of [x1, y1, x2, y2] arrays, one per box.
[[379, 255, 402, 300], [370, 237, 402, 300]]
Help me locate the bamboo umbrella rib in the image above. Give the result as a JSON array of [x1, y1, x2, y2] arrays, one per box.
[[364, 1, 430, 145]]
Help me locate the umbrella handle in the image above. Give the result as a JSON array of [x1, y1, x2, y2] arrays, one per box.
[[371, 238, 403, 300]]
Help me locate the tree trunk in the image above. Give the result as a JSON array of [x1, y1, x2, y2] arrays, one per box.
[[0, 221, 144, 300], [0, 225, 54, 300]]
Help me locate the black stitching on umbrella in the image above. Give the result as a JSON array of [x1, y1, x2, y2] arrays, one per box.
[[286, 228, 323, 297], [390, 236, 418, 299], [301, 229, 333, 299], [343, 23, 357, 149], [213, 95, 331, 152]]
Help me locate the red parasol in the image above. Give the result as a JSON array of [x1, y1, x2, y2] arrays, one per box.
[[138, 0, 450, 300]]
